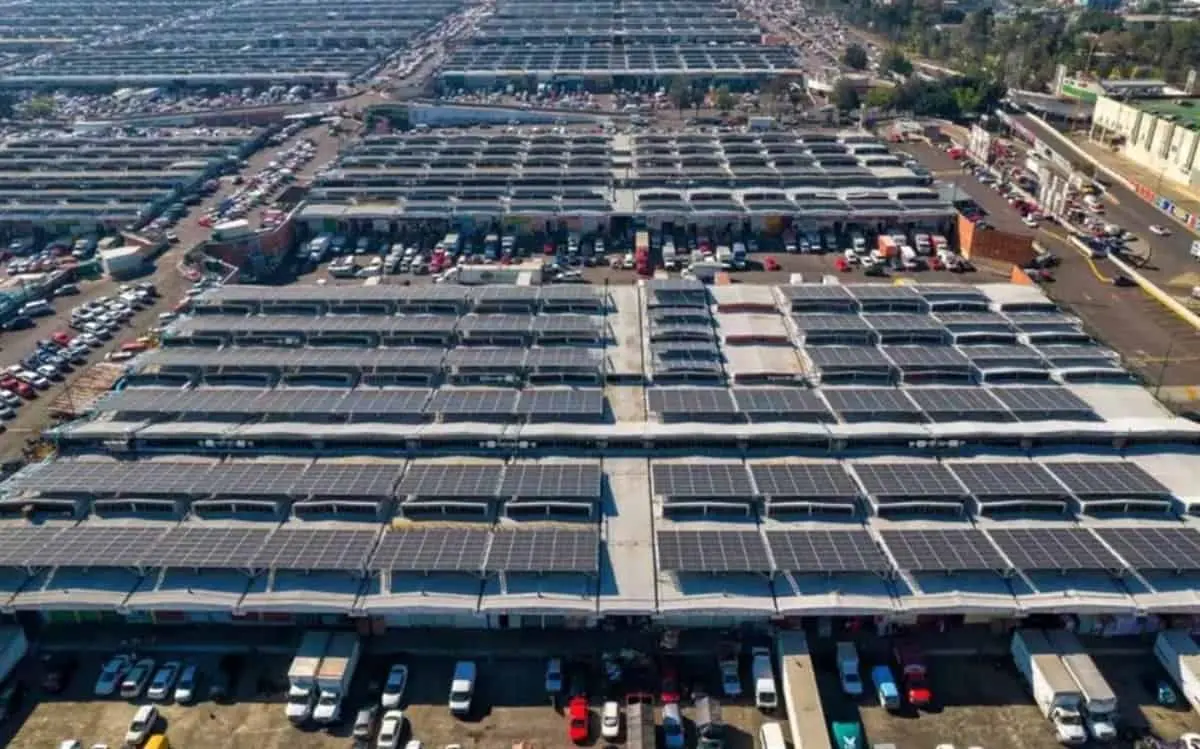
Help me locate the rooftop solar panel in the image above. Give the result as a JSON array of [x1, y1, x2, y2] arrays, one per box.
[[647, 388, 736, 417], [656, 529, 772, 573], [947, 462, 1065, 498], [905, 388, 1009, 420], [879, 529, 1009, 573], [731, 388, 832, 420], [289, 464, 403, 498], [987, 527, 1122, 571], [499, 464, 602, 499], [398, 464, 501, 497], [749, 463, 858, 498], [484, 527, 599, 573], [852, 463, 965, 499], [516, 388, 604, 417], [653, 463, 753, 498], [989, 387, 1097, 420], [0, 526, 65, 567], [250, 528, 378, 572], [766, 529, 890, 573], [1094, 527, 1200, 572], [38, 526, 169, 568], [1044, 462, 1170, 498], [821, 388, 919, 417], [427, 389, 520, 417], [369, 527, 491, 573], [155, 525, 272, 569], [805, 346, 892, 368]]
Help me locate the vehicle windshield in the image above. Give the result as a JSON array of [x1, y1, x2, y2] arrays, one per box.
[[318, 695, 337, 706], [1060, 713, 1083, 726], [604, 716, 617, 727], [387, 672, 405, 688], [450, 690, 470, 702], [131, 719, 148, 731]]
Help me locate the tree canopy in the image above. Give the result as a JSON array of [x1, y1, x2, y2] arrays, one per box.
[[843, 43, 870, 70]]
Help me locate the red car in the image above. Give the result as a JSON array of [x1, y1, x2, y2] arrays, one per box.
[[763, 256, 780, 271], [51, 331, 71, 347], [568, 696, 589, 743], [659, 664, 681, 704], [834, 256, 851, 272]]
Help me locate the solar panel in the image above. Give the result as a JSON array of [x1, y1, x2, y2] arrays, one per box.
[[989, 387, 1096, 420], [731, 388, 831, 420], [852, 463, 965, 499], [1044, 462, 1170, 498], [805, 346, 891, 368], [948, 462, 1064, 499], [154, 525, 272, 569], [289, 464, 402, 498], [499, 464, 602, 499], [38, 526, 170, 568], [397, 464, 501, 497], [656, 529, 772, 572], [0, 526, 65, 567], [822, 388, 919, 417], [525, 347, 602, 370], [653, 463, 753, 498], [792, 314, 871, 333], [905, 388, 1010, 421], [427, 389, 519, 417], [647, 388, 736, 418], [766, 529, 890, 573], [861, 314, 943, 332], [516, 388, 604, 417], [987, 527, 1122, 571], [878, 529, 1009, 573], [335, 389, 431, 416], [1094, 527, 1200, 572], [749, 464, 858, 498], [250, 528, 378, 571], [484, 527, 599, 573], [881, 346, 971, 368], [444, 347, 528, 369], [370, 527, 491, 572]]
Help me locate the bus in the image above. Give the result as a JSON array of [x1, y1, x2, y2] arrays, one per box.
[[635, 230, 651, 276]]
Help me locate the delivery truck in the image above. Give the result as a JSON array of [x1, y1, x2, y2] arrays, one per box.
[[1011, 630, 1087, 745], [312, 632, 362, 724], [1155, 630, 1200, 715], [1046, 630, 1117, 742], [286, 631, 333, 723]]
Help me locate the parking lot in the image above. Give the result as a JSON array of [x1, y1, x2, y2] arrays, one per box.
[[8, 647, 782, 749]]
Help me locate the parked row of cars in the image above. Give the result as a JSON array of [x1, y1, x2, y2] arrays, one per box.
[[199, 139, 315, 227]]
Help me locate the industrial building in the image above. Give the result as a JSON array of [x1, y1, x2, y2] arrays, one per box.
[[1, 0, 464, 88], [298, 129, 953, 237], [438, 0, 802, 91], [0, 129, 261, 236], [0, 279, 1193, 629], [1089, 92, 1200, 189]]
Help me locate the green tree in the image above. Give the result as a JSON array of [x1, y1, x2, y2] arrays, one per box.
[[23, 95, 54, 119], [843, 43, 870, 70], [864, 86, 898, 109], [832, 79, 861, 111], [714, 85, 735, 112], [880, 47, 913, 76]]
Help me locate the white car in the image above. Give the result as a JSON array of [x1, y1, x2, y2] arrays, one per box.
[[147, 661, 181, 701], [601, 700, 621, 739], [120, 658, 156, 699], [1150, 224, 1171, 236], [125, 705, 157, 746], [545, 658, 563, 694], [378, 710, 406, 749], [174, 664, 197, 704], [381, 664, 409, 709], [1022, 216, 1038, 229], [94, 655, 131, 696]]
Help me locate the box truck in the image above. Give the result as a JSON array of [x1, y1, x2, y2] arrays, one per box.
[[1046, 630, 1117, 742], [1011, 630, 1087, 745], [286, 631, 332, 723], [751, 646, 778, 710], [1155, 630, 1200, 715], [313, 632, 361, 724]]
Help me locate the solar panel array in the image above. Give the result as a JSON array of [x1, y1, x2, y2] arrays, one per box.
[[1094, 527, 1200, 572], [878, 529, 1008, 573], [767, 529, 890, 573], [96, 387, 608, 423], [987, 528, 1122, 571]]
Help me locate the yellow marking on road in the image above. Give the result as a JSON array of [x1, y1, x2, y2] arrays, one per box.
[[1047, 227, 1113, 283], [1106, 192, 1120, 206]]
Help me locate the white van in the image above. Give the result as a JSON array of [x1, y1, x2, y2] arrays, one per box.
[[448, 661, 476, 715], [759, 721, 786, 749]]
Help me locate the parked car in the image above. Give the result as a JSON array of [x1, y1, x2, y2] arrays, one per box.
[[94, 655, 131, 696], [545, 658, 563, 695], [601, 700, 621, 739], [378, 710, 406, 749], [125, 705, 157, 746], [147, 662, 181, 701], [173, 664, 197, 704], [568, 696, 589, 744], [354, 705, 380, 740], [120, 658, 156, 699]]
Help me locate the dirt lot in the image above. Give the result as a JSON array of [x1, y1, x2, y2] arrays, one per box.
[[815, 651, 1065, 749]]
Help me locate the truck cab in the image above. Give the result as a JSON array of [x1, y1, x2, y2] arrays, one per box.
[[831, 721, 862, 749], [870, 666, 900, 711], [449, 661, 476, 716]]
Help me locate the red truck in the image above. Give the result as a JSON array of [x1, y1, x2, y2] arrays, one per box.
[[893, 642, 932, 707], [635, 230, 651, 276]]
